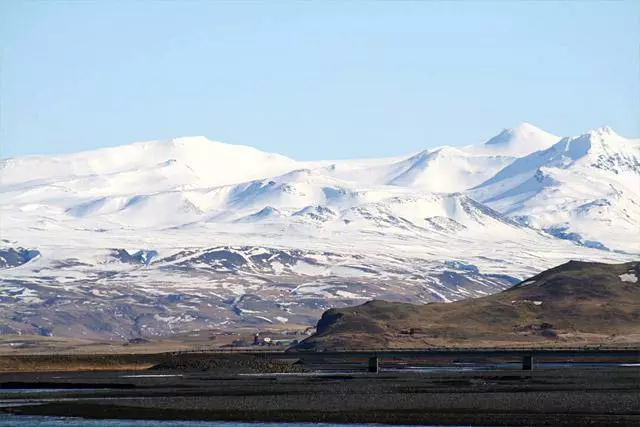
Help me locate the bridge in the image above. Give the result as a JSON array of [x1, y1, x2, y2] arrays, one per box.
[[175, 346, 640, 372]]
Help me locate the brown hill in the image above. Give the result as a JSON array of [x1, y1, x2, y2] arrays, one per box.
[[295, 260, 640, 350]]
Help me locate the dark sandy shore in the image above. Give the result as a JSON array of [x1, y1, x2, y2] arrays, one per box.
[[1, 366, 639, 426]]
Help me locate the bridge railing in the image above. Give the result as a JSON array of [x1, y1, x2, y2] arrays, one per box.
[[174, 345, 640, 354]]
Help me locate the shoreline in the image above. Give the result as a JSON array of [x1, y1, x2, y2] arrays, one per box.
[[2, 367, 639, 426], [5, 403, 639, 426]]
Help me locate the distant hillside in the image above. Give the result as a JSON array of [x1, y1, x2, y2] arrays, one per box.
[[295, 261, 640, 350], [2, 124, 637, 339]]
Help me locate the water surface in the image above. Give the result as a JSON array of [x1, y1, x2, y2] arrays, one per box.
[[0, 416, 419, 427]]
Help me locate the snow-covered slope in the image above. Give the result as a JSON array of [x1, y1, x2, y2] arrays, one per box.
[[317, 123, 560, 192], [468, 122, 561, 157], [0, 124, 637, 339], [0, 136, 301, 192], [471, 127, 640, 252]]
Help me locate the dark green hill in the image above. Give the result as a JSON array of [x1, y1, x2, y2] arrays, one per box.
[[295, 261, 640, 350]]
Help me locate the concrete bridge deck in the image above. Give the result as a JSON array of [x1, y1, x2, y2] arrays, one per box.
[[176, 346, 640, 371]]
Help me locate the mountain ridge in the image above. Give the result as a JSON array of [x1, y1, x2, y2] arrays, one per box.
[[471, 127, 640, 253], [1, 123, 638, 339]]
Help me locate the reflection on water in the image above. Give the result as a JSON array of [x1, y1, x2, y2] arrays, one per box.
[[119, 375, 184, 378], [0, 389, 108, 395], [257, 361, 640, 374], [0, 416, 422, 427], [385, 361, 640, 372]]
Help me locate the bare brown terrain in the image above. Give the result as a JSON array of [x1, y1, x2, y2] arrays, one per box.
[[1, 258, 639, 427], [0, 325, 308, 372], [2, 260, 638, 375], [297, 260, 640, 350], [0, 353, 158, 373], [0, 323, 309, 353]]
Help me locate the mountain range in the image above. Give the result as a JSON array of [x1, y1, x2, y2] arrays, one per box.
[[1, 123, 638, 339]]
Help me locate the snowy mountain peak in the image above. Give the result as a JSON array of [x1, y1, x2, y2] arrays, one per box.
[[471, 124, 640, 253], [2, 123, 639, 260], [480, 123, 560, 157], [2, 124, 639, 339], [404, 146, 466, 165], [170, 135, 210, 142], [477, 127, 639, 192], [0, 135, 301, 189], [588, 126, 618, 138], [551, 126, 638, 165], [486, 122, 543, 144]]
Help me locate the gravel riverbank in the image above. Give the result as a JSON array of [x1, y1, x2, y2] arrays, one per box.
[[1, 366, 639, 426]]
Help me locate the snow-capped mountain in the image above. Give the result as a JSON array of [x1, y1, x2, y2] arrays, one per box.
[[318, 123, 560, 192], [470, 127, 640, 252], [0, 123, 637, 339], [468, 122, 561, 157], [0, 136, 300, 194]]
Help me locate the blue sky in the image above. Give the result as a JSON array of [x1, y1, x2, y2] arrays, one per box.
[[2, 1, 639, 160]]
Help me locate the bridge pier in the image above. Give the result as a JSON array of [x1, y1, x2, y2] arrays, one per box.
[[522, 354, 534, 371], [368, 356, 379, 373]]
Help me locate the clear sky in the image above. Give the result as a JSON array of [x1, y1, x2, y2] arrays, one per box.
[[1, 1, 639, 160]]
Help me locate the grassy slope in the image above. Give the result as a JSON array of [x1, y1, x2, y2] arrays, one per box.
[[297, 261, 640, 349]]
